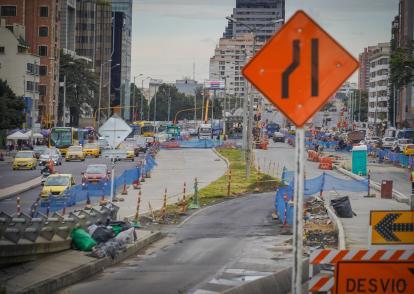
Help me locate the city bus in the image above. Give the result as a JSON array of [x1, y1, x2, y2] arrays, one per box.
[[49, 127, 96, 154], [49, 127, 76, 155], [133, 121, 156, 137]]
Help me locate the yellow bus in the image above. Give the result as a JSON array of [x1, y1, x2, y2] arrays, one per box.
[[133, 121, 156, 137], [49, 127, 93, 155]]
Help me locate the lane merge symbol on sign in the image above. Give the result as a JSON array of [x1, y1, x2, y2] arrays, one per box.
[[242, 10, 359, 127], [282, 39, 319, 99]]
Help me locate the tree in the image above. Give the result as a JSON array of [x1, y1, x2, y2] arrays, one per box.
[[0, 79, 25, 130], [147, 84, 223, 122], [59, 52, 99, 126], [130, 83, 149, 121], [390, 42, 414, 88]]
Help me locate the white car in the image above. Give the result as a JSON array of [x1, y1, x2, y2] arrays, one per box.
[[391, 139, 411, 153], [382, 137, 396, 148]]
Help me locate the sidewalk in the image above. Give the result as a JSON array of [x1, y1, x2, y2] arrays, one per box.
[[0, 176, 41, 200], [0, 230, 162, 294], [116, 148, 228, 219]]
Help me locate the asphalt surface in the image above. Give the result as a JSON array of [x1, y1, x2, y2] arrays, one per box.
[[0, 156, 137, 215], [60, 192, 291, 294], [0, 160, 40, 189]]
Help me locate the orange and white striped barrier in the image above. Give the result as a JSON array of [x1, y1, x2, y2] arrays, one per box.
[[309, 249, 414, 292]]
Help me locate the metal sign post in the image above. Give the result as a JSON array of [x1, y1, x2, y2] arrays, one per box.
[[292, 128, 305, 293]]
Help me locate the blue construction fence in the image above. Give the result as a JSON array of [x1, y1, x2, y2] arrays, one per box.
[[34, 153, 157, 215], [160, 138, 229, 149], [275, 168, 368, 225]]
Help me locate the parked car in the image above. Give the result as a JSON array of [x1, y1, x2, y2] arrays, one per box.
[[40, 174, 75, 198], [391, 139, 411, 153], [272, 131, 285, 143], [39, 148, 62, 166], [83, 143, 100, 158], [97, 137, 110, 150], [65, 145, 85, 161], [381, 137, 396, 149], [12, 151, 37, 170], [402, 144, 414, 156], [33, 145, 48, 159], [82, 164, 109, 183]]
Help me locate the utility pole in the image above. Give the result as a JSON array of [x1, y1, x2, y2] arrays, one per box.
[[63, 75, 67, 126], [141, 79, 144, 121], [132, 76, 136, 121], [167, 88, 171, 122]]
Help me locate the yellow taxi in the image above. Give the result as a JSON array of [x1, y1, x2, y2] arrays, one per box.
[[83, 143, 100, 158], [403, 144, 414, 156], [40, 174, 75, 198], [126, 148, 134, 161], [13, 151, 38, 170], [65, 145, 85, 161]]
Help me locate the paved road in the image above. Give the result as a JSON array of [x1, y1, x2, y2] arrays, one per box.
[[61, 192, 292, 294], [0, 156, 137, 215], [0, 161, 40, 189]]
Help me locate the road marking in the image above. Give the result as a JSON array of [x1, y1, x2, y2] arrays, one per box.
[[208, 278, 242, 287]]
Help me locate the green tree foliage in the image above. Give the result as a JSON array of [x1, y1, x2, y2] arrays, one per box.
[[344, 90, 368, 122], [59, 52, 99, 124], [146, 84, 223, 122], [0, 79, 25, 129], [130, 83, 149, 121], [390, 42, 414, 88]]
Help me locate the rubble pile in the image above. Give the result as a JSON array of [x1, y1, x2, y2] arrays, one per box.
[[304, 197, 338, 250]]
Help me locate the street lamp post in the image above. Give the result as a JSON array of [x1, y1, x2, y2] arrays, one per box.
[[226, 16, 284, 178], [106, 63, 120, 120], [98, 60, 112, 125]]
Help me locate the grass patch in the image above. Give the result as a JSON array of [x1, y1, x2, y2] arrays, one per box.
[[199, 147, 280, 205]]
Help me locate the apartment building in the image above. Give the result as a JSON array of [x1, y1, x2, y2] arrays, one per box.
[[368, 43, 390, 126], [223, 0, 285, 42], [0, 22, 40, 128], [0, 0, 60, 127]]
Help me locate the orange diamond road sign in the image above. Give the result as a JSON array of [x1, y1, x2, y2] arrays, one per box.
[[370, 210, 414, 245], [335, 261, 414, 294], [242, 10, 359, 127]]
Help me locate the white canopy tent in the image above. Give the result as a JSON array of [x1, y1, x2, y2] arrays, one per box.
[[24, 130, 44, 139], [6, 131, 29, 140]]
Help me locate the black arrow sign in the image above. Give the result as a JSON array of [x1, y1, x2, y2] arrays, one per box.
[[374, 213, 414, 242]]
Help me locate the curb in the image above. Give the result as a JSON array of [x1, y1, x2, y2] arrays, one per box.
[[212, 147, 230, 168], [221, 258, 309, 294], [335, 166, 409, 204], [12, 231, 163, 294], [325, 202, 346, 250], [0, 176, 42, 201]]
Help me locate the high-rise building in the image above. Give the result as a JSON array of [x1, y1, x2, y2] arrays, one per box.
[[367, 43, 390, 128], [210, 34, 260, 99], [223, 0, 285, 42], [358, 46, 376, 91], [393, 0, 414, 127], [75, 0, 112, 117], [111, 0, 132, 121], [0, 0, 61, 128], [0, 22, 40, 128], [60, 0, 76, 54]]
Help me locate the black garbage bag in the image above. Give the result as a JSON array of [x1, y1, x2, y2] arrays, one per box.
[[330, 196, 354, 218], [92, 226, 116, 243]]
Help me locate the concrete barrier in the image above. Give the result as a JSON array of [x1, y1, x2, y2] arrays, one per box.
[[221, 259, 309, 294], [335, 166, 409, 204]]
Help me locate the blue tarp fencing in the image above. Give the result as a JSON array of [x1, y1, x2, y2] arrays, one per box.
[[275, 168, 368, 225], [178, 139, 224, 148], [368, 146, 414, 168], [35, 152, 157, 215]]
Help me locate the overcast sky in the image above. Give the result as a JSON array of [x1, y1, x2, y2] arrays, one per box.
[[131, 0, 399, 84]]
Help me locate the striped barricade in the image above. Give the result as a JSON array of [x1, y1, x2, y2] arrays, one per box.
[[309, 248, 414, 293]]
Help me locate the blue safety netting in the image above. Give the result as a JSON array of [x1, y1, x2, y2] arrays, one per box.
[[161, 139, 224, 149], [275, 169, 368, 225], [34, 152, 157, 215]]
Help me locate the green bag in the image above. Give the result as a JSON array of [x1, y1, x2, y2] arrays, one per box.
[[71, 228, 97, 251], [110, 225, 123, 236]]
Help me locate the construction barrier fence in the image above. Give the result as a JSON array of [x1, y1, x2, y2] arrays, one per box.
[[275, 168, 368, 225]]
